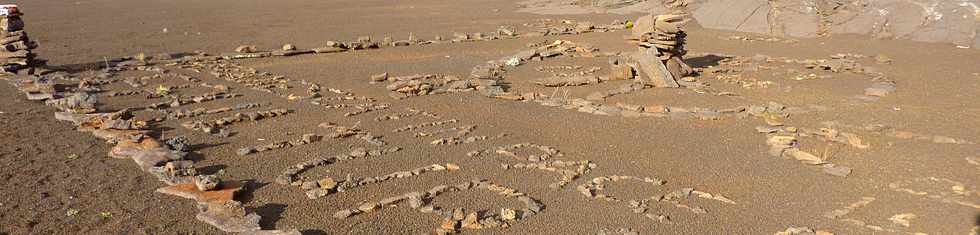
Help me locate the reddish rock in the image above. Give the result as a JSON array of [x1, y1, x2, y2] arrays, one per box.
[[891, 131, 916, 139], [195, 201, 262, 233], [108, 138, 164, 159], [156, 181, 244, 203], [91, 129, 148, 142]]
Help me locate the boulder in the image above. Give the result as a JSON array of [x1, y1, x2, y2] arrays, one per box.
[[693, 0, 772, 35], [906, 1, 977, 47], [769, 0, 821, 38]]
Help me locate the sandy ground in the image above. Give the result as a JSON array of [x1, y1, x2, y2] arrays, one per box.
[[1, 0, 979, 234]]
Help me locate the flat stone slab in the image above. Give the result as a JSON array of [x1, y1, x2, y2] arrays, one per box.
[[156, 181, 244, 203]]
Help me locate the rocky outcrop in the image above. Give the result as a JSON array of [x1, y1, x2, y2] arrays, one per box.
[[693, 0, 980, 48], [518, 0, 980, 48]]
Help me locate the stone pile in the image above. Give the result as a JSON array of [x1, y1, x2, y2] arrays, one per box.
[[0, 5, 38, 75], [632, 11, 694, 87]]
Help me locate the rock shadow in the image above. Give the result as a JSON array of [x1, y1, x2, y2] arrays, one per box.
[[254, 203, 287, 230], [300, 229, 328, 235], [684, 54, 730, 68], [196, 164, 227, 175], [237, 180, 270, 203], [40, 52, 198, 73]]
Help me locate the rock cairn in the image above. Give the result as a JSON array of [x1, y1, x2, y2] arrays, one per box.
[[632, 1, 693, 87], [0, 5, 38, 75]]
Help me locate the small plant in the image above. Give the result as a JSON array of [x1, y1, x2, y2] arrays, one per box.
[[99, 211, 112, 218], [66, 154, 78, 160], [155, 85, 171, 96], [66, 208, 79, 217]]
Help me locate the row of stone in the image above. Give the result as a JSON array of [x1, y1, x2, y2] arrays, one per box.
[[140, 91, 242, 111], [180, 108, 290, 134], [375, 107, 441, 121], [274, 147, 403, 186], [502, 160, 594, 189], [578, 175, 737, 224], [317, 122, 387, 146], [6, 51, 306, 233], [416, 124, 476, 138], [430, 133, 510, 146], [887, 177, 978, 210], [218, 19, 628, 64], [467, 142, 563, 162], [824, 121, 975, 145], [160, 102, 265, 121], [331, 179, 544, 234], [756, 125, 853, 178], [372, 73, 477, 99], [303, 163, 461, 200], [392, 119, 459, 133], [237, 134, 322, 156]]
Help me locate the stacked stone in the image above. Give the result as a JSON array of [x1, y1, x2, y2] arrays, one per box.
[[631, 0, 694, 88], [0, 5, 37, 74], [640, 15, 687, 63], [634, 13, 694, 88]]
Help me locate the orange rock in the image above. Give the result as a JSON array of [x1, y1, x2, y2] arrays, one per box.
[[91, 129, 148, 141], [109, 142, 143, 159], [108, 138, 165, 159], [439, 217, 459, 231], [156, 181, 244, 203], [892, 131, 916, 139], [644, 105, 668, 113], [494, 93, 524, 101], [461, 212, 482, 229]]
